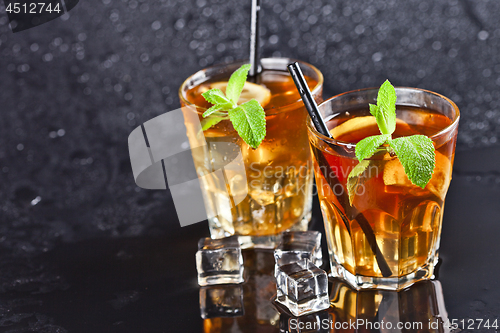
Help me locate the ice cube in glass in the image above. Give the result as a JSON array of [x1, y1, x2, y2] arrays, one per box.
[[276, 259, 329, 316], [196, 236, 244, 286]]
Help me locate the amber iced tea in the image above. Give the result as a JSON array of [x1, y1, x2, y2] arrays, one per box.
[[180, 59, 323, 246], [308, 88, 459, 290]]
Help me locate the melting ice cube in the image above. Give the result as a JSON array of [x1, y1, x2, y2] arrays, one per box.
[[275, 259, 329, 316], [274, 231, 323, 276], [196, 236, 244, 286]]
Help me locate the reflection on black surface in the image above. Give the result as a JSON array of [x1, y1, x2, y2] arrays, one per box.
[[202, 250, 280, 333], [279, 310, 331, 333], [200, 285, 245, 319], [200, 250, 449, 333], [328, 278, 449, 333]]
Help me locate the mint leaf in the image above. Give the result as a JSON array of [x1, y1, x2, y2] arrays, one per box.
[[228, 99, 266, 149], [200, 116, 225, 131], [200, 64, 267, 148], [373, 80, 396, 135], [354, 80, 436, 192], [388, 135, 435, 188], [226, 64, 251, 104], [347, 159, 370, 205], [202, 88, 232, 106], [355, 134, 391, 161], [202, 103, 233, 118]]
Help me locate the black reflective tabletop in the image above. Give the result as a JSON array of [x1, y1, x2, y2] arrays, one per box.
[[0, 147, 499, 332]]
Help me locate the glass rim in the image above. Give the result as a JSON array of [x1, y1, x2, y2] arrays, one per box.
[[307, 86, 461, 147], [178, 57, 324, 116]]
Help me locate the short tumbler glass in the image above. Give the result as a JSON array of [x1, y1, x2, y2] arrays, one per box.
[[180, 58, 323, 248], [307, 87, 459, 290]]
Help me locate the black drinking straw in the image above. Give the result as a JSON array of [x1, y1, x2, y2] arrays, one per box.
[[287, 63, 330, 138], [287, 62, 393, 278], [248, 0, 261, 78]]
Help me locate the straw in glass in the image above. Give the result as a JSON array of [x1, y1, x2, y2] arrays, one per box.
[[287, 62, 393, 278], [248, 0, 261, 78]]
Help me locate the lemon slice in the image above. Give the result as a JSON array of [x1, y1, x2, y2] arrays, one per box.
[[209, 81, 271, 107], [427, 152, 452, 198], [383, 159, 412, 188], [330, 116, 377, 139], [383, 151, 451, 198], [329, 116, 413, 139]]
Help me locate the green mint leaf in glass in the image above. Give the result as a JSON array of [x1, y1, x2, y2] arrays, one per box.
[[346, 80, 436, 203], [369, 103, 379, 117], [200, 64, 266, 148], [202, 103, 233, 118], [388, 135, 435, 188], [355, 134, 391, 161], [226, 64, 252, 104], [200, 116, 226, 132], [228, 99, 266, 149], [347, 159, 370, 205], [371, 79, 396, 135], [202, 88, 231, 106]]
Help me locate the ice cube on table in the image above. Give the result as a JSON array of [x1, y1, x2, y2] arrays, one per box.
[[196, 236, 244, 286], [276, 259, 330, 316], [199, 285, 244, 319], [274, 231, 322, 275]]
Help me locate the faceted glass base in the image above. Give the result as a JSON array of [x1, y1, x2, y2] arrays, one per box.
[[329, 259, 436, 291], [211, 214, 311, 249]]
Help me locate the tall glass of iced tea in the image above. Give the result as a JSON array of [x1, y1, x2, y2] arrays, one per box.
[[180, 58, 323, 248], [308, 87, 459, 290]]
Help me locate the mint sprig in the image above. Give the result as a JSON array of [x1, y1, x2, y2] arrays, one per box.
[[228, 99, 266, 149], [200, 64, 266, 149], [388, 135, 435, 188], [347, 80, 436, 203], [347, 159, 370, 205], [369, 80, 397, 135], [355, 134, 391, 161], [226, 64, 251, 104]]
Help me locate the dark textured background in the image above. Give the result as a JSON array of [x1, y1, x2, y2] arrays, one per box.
[[0, 0, 500, 332]]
